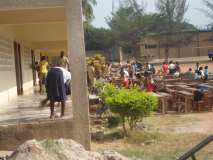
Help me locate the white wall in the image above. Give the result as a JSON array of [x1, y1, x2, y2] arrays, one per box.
[[21, 45, 34, 93], [0, 37, 17, 104], [0, 35, 35, 104]]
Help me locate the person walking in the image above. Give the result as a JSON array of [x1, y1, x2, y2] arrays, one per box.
[[38, 56, 49, 93], [58, 51, 70, 70]]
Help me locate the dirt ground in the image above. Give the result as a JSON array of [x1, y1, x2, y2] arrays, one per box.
[[143, 112, 213, 134], [92, 112, 213, 159]]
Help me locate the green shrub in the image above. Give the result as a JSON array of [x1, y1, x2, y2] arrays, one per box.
[[95, 80, 105, 89], [104, 88, 157, 135], [99, 83, 119, 103], [94, 80, 105, 95], [107, 116, 121, 128]]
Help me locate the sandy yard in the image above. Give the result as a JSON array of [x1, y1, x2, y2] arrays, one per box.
[[92, 112, 213, 159]]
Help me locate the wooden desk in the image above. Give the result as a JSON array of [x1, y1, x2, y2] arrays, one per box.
[[187, 83, 199, 87], [157, 92, 172, 114], [203, 91, 213, 111], [151, 92, 171, 114], [174, 82, 187, 85], [112, 79, 123, 86], [181, 87, 199, 94], [151, 93, 164, 114], [175, 85, 190, 89], [198, 84, 213, 91], [176, 91, 194, 113], [165, 84, 176, 89]]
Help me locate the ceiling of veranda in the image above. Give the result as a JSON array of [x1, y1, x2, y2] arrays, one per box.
[[0, 7, 67, 52]]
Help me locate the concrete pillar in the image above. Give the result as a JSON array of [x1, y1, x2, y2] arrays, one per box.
[[65, 0, 91, 150]]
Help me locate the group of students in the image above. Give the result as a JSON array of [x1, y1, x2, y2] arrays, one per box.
[[162, 61, 181, 76], [111, 60, 211, 92], [109, 60, 156, 92], [194, 63, 209, 80], [36, 51, 71, 119], [162, 61, 210, 80]]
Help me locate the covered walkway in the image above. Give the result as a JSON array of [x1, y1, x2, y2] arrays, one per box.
[[0, 0, 91, 149], [0, 91, 74, 151], [0, 92, 73, 126]]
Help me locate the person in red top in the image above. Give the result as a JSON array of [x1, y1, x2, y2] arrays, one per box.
[[162, 62, 169, 74], [144, 76, 155, 92]]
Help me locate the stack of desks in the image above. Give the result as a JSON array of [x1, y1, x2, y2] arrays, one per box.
[[176, 90, 194, 113], [198, 84, 213, 111], [164, 81, 213, 113], [151, 92, 172, 114]]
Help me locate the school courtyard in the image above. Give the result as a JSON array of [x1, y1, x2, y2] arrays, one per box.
[[0, 1, 212, 160]]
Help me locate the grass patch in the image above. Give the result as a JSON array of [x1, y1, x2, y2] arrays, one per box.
[[127, 130, 162, 145], [118, 133, 213, 160], [118, 148, 182, 160], [93, 132, 213, 159], [41, 139, 62, 152]]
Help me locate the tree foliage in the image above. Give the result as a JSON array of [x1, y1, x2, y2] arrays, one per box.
[[85, 26, 113, 51], [106, 0, 146, 55], [156, 0, 188, 28], [84, 0, 196, 61], [154, 0, 195, 61], [82, 0, 97, 23]]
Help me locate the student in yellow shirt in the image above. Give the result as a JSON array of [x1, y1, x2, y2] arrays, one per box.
[[39, 56, 49, 93]]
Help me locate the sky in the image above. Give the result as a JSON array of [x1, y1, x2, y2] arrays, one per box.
[[92, 0, 212, 28]]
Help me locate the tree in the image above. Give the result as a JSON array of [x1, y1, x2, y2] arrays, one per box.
[[155, 0, 193, 61], [106, 0, 146, 57], [82, 0, 97, 23], [84, 26, 113, 51]]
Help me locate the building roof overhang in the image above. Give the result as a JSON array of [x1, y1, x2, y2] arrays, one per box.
[[0, 0, 65, 11]]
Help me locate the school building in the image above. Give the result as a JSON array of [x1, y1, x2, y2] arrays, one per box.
[[0, 0, 90, 150]]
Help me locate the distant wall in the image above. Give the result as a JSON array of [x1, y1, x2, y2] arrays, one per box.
[[140, 31, 213, 60]]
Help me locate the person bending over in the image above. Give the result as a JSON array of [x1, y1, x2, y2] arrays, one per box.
[[46, 66, 71, 119]]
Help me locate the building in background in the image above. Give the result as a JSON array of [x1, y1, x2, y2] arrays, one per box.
[[140, 30, 213, 61]]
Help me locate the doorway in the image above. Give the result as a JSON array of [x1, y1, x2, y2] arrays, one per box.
[[14, 42, 23, 95], [31, 50, 36, 86]]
